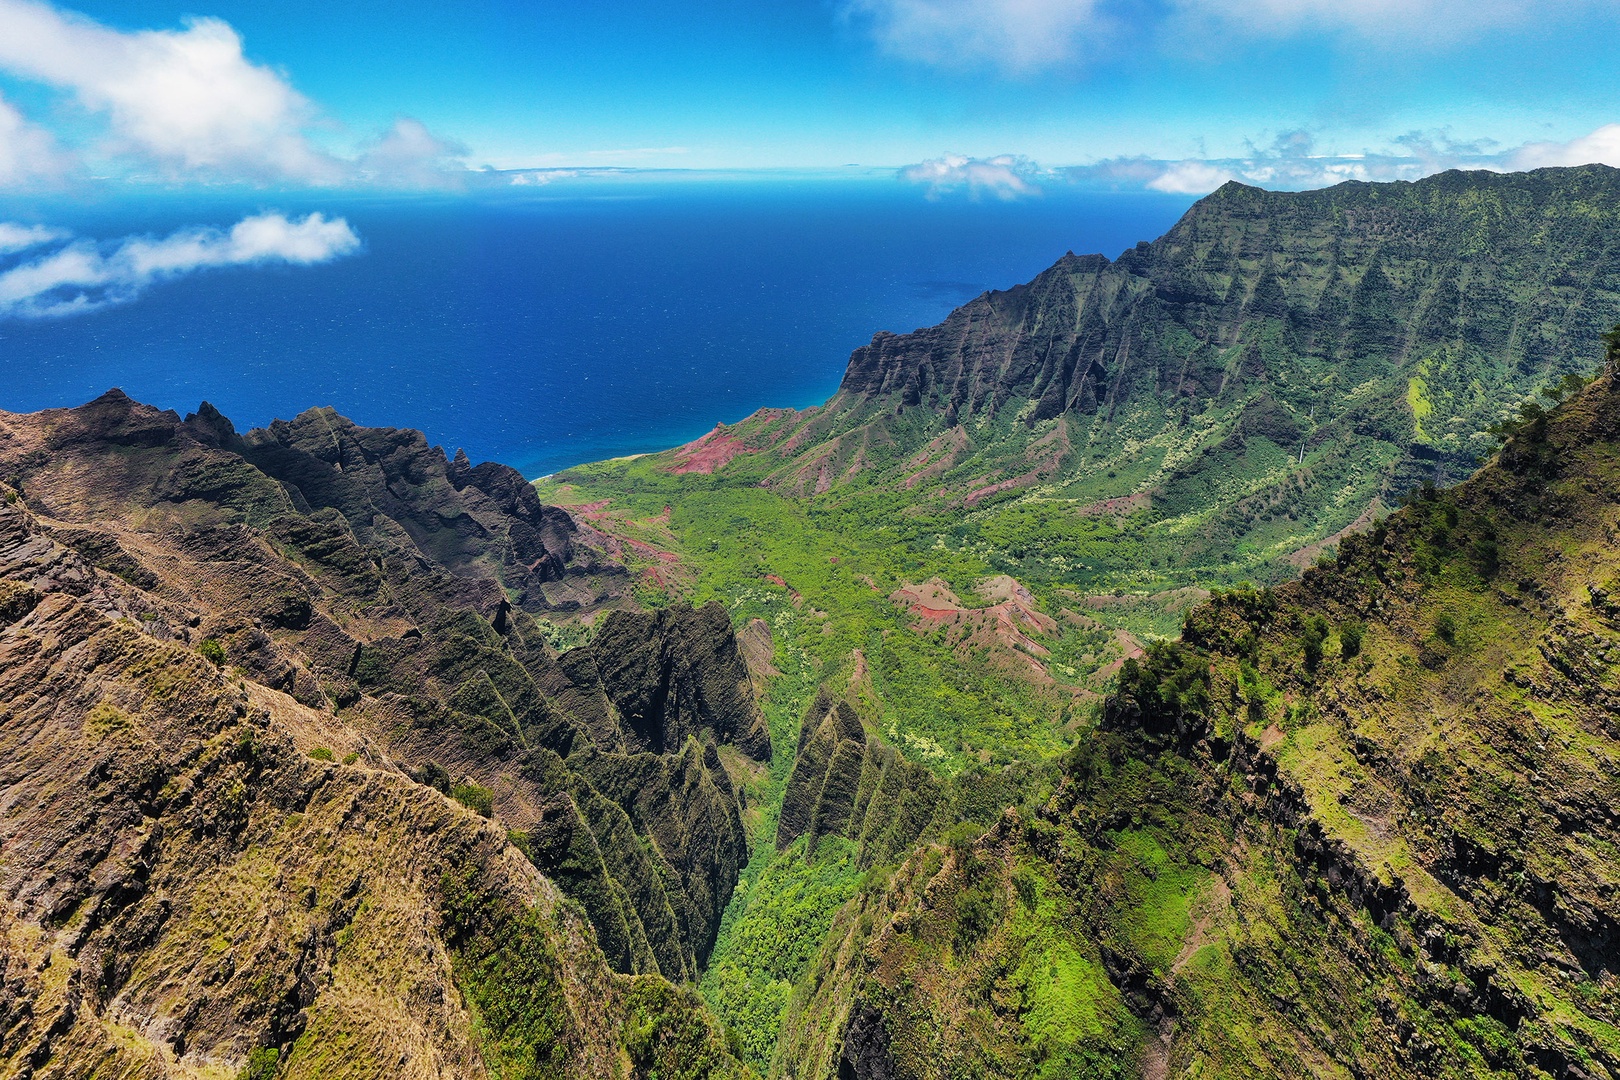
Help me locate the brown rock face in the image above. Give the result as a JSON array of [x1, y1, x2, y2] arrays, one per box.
[[0, 393, 768, 1077], [0, 498, 627, 1078]]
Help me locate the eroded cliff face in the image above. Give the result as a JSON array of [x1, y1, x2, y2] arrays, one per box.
[[781, 377, 1620, 1079], [0, 494, 747, 1079], [0, 392, 770, 1077], [775, 690, 944, 870], [682, 166, 1620, 582]]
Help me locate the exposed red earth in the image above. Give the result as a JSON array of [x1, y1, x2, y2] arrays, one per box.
[[668, 425, 755, 474]]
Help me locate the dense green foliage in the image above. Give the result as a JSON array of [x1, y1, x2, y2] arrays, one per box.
[[453, 781, 495, 818], [699, 839, 864, 1067], [528, 173, 1620, 1076]]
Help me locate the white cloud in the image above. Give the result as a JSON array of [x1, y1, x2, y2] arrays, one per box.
[[0, 212, 360, 318], [900, 153, 1043, 198], [1509, 124, 1620, 170], [842, 0, 1103, 71], [0, 92, 70, 186], [355, 117, 470, 189], [0, 0, 343, 182], [1147, 161, 1238, 194], [0, 0, 470, 188], [508, 169, 581, 186], [0, 221, 68, 254], [1064, 128, 1514, 194]]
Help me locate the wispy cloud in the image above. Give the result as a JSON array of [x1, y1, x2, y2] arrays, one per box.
[[0, 222, 68, 255], [0, 0, 467, 188], [0, 212, 360, 318], [842, 0, 1105, 72], [1060, 129, 1523, 194], [1177, 0, 1546, 44], [845, 0, 1582, 72], [0, 92, 70, 187], [900, 153, 1044, 198]]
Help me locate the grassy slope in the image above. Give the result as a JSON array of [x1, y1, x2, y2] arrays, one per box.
[[533, 168, 1620, 1072], [778, 376, 1620, 1079], [537, 457, 1110, 1067]]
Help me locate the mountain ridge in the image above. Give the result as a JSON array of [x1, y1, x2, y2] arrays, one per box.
[[0, 391, 767, 1078], [775, 370, 1620, 1080], [663, 164, 1620, 589]]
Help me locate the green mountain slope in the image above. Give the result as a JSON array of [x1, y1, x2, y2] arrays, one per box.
[[779, 373, 1620, 1079], [686, 165, 1620, 591], [542, 166, 1620, 1076]]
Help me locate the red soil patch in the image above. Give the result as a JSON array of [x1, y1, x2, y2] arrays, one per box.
[[669, 425, 754, 474], [763, 573, 803, 603], [889, 576, 1059, 679], [962, 473, 1036, 507]]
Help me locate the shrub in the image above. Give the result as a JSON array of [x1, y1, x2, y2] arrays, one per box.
[[1339, 620, 1365, 659], [341, 751, 360, 765], [415, 760, 453, 794], [240, 1047, 279, 1080], [309, 747, 335, 762], [197, 638, 226, 666], [953, 877, 1001, 955], [452, 782, 495, 818], [943, 820, 984, 856], [1302, 615, 1330, 672], [1434, 612, 1457, 645]]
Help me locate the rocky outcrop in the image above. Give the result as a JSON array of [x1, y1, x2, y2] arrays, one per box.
[[587, 604, 773, 760], [0, 496, 748, 1078], [0, 392, 771, 995], [776, 691, 947, 869]]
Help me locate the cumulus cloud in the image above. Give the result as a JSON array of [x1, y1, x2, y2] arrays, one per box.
[[355, 118, 470, 189], [0, 0, 469, 188], [0, 0, 343, 182], [0, 212, 360, 318], [1147, 161, 1238, 194], [1509, 124, 1620, 170], [900, 153, 1044, 198]]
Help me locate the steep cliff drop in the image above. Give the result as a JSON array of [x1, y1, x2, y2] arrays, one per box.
[[0, 392, 763, 1078]]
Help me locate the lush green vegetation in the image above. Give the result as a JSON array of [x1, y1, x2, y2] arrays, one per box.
[[197, 637, 226, 666], [699, 838, 865, 1067], [532, 172, 1620, 1076], [452, 781, 496, 818], [537, 469, 1090, 770]]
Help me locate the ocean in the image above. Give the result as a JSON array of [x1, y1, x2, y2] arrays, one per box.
[[0, 178, 1194, 477]]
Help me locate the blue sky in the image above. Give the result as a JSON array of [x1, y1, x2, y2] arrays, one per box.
[[1, 0, 1620, 189]]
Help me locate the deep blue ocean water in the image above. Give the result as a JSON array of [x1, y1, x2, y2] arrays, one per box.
[[0, 180, 1194, 476]]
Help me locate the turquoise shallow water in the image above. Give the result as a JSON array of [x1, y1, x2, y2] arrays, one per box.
[[0, 179, 1193, 476]]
